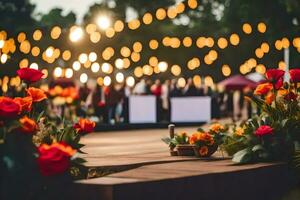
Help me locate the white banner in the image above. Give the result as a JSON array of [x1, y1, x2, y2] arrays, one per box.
[[170, 97, 211, 123], [129, 95, 157, 123]]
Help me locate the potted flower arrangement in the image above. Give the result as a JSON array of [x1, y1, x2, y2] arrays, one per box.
[[222, 69, 300, 165], [162, 132, 195, 156], [0, 68, 95, 199]]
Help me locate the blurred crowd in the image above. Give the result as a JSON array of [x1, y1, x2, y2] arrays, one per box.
[[1, 78, 254, 124]]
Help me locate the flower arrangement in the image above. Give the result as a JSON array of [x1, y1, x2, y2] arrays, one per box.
[[222, 69, 300, 164], [0, 68, 95, 199], [48, 85, 79, 105]]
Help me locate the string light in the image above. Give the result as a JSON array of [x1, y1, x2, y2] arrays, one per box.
[[65, 68, 73, 78], [103, 76, 111, 86], [126, 76, 135, 87], [69, 26, 83, 42], [91, 63, 100, 73], [96, 16, 111, 30], [116, 72, 124, 83], [54, 67, 63, 78], [72, 61, 81, 71], [80, 73, 88, 83], [242, 23, 252, 34]]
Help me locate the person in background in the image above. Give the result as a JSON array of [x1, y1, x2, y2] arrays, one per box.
[[105, 83, 119, 124], [161, 80, 171, 122], [115, 83, 125, 123], [79, 83, 90, 102], [183, 78, 197, 96], [169, 79, 181, 97], [133, 79, 146, 95], [92, 84, 106, 123], [145, 79, 153, 95], [151, 80, 162, 121]]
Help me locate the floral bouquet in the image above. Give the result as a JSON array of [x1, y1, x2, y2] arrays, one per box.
[[222, 69, 300, 164], [0, 68, 95, 199]]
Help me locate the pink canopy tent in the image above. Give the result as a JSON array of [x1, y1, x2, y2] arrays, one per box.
[[219, 74, 258, 90]]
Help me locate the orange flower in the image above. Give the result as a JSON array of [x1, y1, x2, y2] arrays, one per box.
[[265, 92, 275, 105], [19, 116, 38, 134], [27, 87, 47, 102], [254, 83, 273, 95], [199, 146, 209, 156], [189, 132, 214, 145], [14, 96, 33, 112], [209, 123, 224, 133], [235, 127, 244, 136], [74, 118, 96, 134]]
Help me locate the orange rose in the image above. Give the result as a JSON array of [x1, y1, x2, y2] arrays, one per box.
[[265, 93, 275, 105], [209, 123, 224, 133], [14, 96, 33, 112], [235, 127, 244, 136], [74, 118, 96, 134], [254, 83, 273, 95], [27, 87, 47, 102], [19, 116, 38, 134], [199, 146, 209, 156]]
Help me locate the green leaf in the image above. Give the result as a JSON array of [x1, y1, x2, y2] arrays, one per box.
[[232, 148, 253, 164], [162, 137, 171, 145], [252, 144, 265, 152]]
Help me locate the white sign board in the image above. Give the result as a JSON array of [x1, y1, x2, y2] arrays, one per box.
[[129, 95, 157, 123], [170, 97, 211, 123]]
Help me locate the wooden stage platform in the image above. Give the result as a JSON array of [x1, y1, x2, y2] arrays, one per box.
[[68, 126, 297, 200]]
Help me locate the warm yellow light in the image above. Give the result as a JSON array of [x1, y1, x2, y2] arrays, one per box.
[[183, 37, 192, 47], [242, 23, 252, 34], [134, 67, 143, 78], [275, 40, 283, 50], [255, 48, 264, 58], [176, 2, 185, 13], [90, 32, 101, 43], [19, 58, 29, 68], [17, 32, 26, 43], [158, 61, 168, 72], [143, 65, 153, 75], [149, 56, 158, 66], [217, 37, 228, 49], [31, 46, 40, 57], [143, 13, 153, 25], [120, 46, 131, 57], [292, 37, 300, 48], [126, 76, 135, 87], [0, 40, 4, 48], [222, 64, 231, 77], [229, 34, 240, 46], [79, 53, 88, 64], [33, 29, 42, 41], [196, 37, 206, 48], [281, 37, 290, 49], [89, 52, 97, 62], [193, 75, 201, 87], [115, 58, 124, 69], [188, 0, 198, 9], [0, 54, 8, 64], [256, 64, 266, 74], [69, 26, 84, 42], [54, 67, 63, 77], [65, 68, 73, 78], [104, 76, 111, 86], [91, 63, 100, 73], [45, 47, 54, 57], [170, 37, 181, 48], [257, 22, 267, 33], [29, 63, 38, 70], [162, 37, 171, 46], [72, 61, 81, 71], [204, 76, 214, 87], [102, 63, 113, 74], [208, 50, 218, 61], [114, 20, 124, 32], [131, 52, 140, 62], [116, 72, 124, 83], [96, 16, 111, 30], [41, 69, 48, 79], [80, 73, 88, 83], [51, 26, 62, 39], [278, 61, 286, 70], [62, 50, 71, 61], [149, 39, 159, 50], [156, 8, 167, 20], [171, 65, 181, 76], [128, 19, 141, 30], [167, 6, 177, 19], [178, 77, 186, 88], [123, 58, 131, 69], [105, 28, 115, 38], [133, 41, 142, 52], [261, 43, 269, 53], [97, 77, 104, 86], [86, 24, 97, 34], [19, 40, 31, 54]]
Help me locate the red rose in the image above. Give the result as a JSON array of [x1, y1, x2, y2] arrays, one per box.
[[290, 69, 300, 83], [265, 69, 285, 82], [14, 96, 33, 113], [0, 97, 21, 119], [17, 68, 44, 84], [37, 142, 76, 176], [74, 118, 96, 134], [255, 125, 273, 137]]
